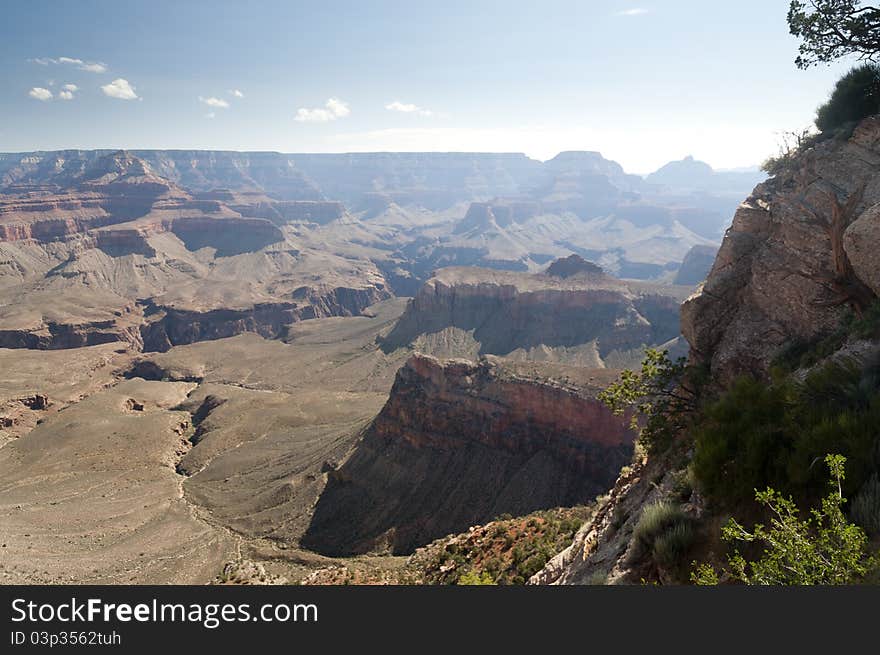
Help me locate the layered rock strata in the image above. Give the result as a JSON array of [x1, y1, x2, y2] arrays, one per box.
[[302, 354, 635, 555]]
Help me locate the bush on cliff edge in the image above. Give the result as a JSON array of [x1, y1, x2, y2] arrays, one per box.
[[815, 63, 880, 134]]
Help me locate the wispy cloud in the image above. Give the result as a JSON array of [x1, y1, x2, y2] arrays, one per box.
[[229, 89, 244, 98], [385, 101, 433, 117], [28, 87, 52, 101], [295, 97, 350, 122], [615, 8, 649, 16], [101, 78, 139, 100], [199, 96, 230, 108], [205, 111, 216, 119], [30, 56, 108, 73]]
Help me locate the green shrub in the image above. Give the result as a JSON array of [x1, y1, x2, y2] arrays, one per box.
[[692, 376, 791, 508], [693, 455, 878, 585], [692, 356, 880, 510], [457, 570, 495, 585], [816, 64, 880, 134], [598, 348, 697, 455], [851, 474, 880, 536], [670, 468, 694, 502]]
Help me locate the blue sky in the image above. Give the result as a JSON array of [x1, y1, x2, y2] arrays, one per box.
[[0, 0, 858, 172]]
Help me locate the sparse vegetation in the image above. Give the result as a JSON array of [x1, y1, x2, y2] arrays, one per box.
[[761, 128, 822, 175], [416, 506, 593, 585], [693, 455, 879, 584]]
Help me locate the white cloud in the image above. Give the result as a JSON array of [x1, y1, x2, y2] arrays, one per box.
[[58, 90, 74, 100], [28, 87, 52, 101], [205, 111, 216, 119], [199, 96, 230, 108], [325, 98, 350, 117], [616, 8, 649, 16], [101, 78, 139, 100], [385, 100, 433, 117], [62, 83, 78, 92], [230, 89, 244, 98], [30, 56, 107, 73], [295, 97, 350, 122]]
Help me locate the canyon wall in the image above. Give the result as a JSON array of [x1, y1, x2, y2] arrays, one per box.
[[382, 262, 686, 365], [302, 354, 635, 555], [140, 284, 390, 352]]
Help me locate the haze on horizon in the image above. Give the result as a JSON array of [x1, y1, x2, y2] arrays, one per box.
[[0, 0, 857, 173]]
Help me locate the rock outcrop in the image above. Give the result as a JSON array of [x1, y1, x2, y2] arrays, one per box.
[[302, 354, 635, 555], [546, 254, 604, 278], [382, 263, 689, 366], [844, 202, 880, 296], [682, 117, 880, 382]]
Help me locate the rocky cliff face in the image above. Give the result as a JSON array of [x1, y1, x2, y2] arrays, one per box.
[[682, 117, 880, 382], [382, 262, 689, 367], [235, 200, 347, 225], [302, 354, 635, 555], [140, 284, 389, 352], [0, 313, 143, 350]]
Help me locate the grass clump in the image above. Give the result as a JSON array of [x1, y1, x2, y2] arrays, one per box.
[[652, 522, 697, 571], [630, 502, 696, 577]]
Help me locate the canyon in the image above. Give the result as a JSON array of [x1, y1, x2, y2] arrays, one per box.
[[0, 146, 749, 584]]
